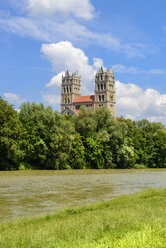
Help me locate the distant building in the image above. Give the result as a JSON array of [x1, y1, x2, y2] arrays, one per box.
[[61, 67, 116, 116]]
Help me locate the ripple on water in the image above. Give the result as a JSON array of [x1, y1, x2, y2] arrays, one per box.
[[0, 169, 166, 222]]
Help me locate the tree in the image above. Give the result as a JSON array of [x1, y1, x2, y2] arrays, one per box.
[[69, 133, 85, 169], [0, 97, 23, 170], [117, 140, 135, 168], [73, 107, 97, 139], [84, 136, 104, 169], [136, 120, 166, 167], [19, 102, 76, 169]]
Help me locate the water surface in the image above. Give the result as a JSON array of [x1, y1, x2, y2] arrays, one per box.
[[0, 169, 166, 222]]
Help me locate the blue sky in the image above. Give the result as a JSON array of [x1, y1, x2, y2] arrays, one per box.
[[0, 0, 166, 124]]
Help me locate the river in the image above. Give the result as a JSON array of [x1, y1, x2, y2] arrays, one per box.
[[0, 169, 166, 222]]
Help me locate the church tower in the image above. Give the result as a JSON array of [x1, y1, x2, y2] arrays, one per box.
[[61, 71, 81, 112], [94, 67, 116, 116]]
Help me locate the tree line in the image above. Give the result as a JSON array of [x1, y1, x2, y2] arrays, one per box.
[[0, 96, 166, 170]]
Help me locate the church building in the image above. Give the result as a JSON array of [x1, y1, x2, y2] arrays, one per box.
[[61, 67, 116, 116]]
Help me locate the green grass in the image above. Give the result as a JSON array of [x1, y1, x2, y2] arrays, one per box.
[[1, 188, 166, 248]]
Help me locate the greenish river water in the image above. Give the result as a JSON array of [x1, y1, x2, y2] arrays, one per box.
[[0, 169, 166, 222]]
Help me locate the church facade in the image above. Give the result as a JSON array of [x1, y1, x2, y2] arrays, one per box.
[[61, 67, 116, 116]]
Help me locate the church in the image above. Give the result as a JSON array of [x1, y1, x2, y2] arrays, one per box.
[[61, 67, 116, 116]]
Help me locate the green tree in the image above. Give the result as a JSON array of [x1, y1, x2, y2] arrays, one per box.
[[136, 120, 166, 167], [84, 136, 104, 169], [19, 102, 75, 169], [69, 133, 85, 169], [73, 107, 97, 139], [0, 97, 23, 170], [117, 140, 135, 168]]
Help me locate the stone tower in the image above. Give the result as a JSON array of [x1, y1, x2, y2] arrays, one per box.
[[61, 71, 81, 112], [94, 67, 116, 116]]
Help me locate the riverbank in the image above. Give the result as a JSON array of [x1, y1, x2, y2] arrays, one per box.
[[1, 168, 166, 176], [0, 188, 166, 248]]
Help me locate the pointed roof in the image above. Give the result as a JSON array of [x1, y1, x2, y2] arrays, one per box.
[[74, 95, 95, 103], [98, 66, 104, 73], [65, 70, 69, 77], [110, 67, 114, 75], [72, 109, 80, 114], [61, 107, 79, 116]]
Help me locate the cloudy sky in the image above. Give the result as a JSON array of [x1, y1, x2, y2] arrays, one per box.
[[0, 0, 166, 124]]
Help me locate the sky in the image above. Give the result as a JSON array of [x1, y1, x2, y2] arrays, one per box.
[[0, 0, 166, 125]]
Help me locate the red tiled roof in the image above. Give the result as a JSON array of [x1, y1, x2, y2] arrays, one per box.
[[72, 109, 80, 114], [115, 116, 124, 121], [74, 95, 94, 103]]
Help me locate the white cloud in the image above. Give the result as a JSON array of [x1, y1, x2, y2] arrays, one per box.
[[41, 41, 98, 93], [3, 92, 26, 105], [41, 41, 166, 126], [93, 58, 105, 70], [46, 72, 65, 87], [112, 64, 139, 74], [0, 16, 122, 51], [116, 81, 166, 125], [41, 41, 105, 107], [42, 92, 61, 107], [112, 64, 165, 74], [147, 69, 165, 74], [0, 0, 153, 58], [28, 0, 94, 20], [0, 10, 10, 18]]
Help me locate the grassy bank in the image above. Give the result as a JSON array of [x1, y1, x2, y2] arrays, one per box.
[[0, 189, 166, 248]]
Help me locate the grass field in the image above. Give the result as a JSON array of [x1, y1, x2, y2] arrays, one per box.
[[0, 188, 166, 248]]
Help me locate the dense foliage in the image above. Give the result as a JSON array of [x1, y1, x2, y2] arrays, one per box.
[[0, 97, 166, 170], [0, 97, 23, 170]]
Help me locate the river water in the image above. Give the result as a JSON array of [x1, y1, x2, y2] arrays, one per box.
[[0, 169, 166, 222]]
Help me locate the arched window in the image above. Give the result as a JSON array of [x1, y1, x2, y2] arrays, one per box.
[[99, 95, 101, 101], [64, 88, 66, 93], [104, 84, 106, 90], [67, 87, 68, 93], [102, 95, 104, 101], [98, 84, 100, 91], [101, 84, 103, 90], [110, 95, 113, 101], [70, 87, 71, 93], [101, 74, 103, 80]]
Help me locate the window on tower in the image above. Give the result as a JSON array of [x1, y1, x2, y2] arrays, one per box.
[[110, 95, 113, 101], [101, 84, 103, 90]]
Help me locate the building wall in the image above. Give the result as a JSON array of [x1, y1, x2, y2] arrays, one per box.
[[94, 67, 115, 116], [61, 67, 116, 116], [61, 71, 81, 112], [73, 102, 95, 111]]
